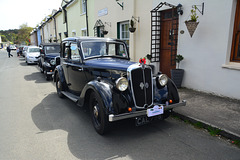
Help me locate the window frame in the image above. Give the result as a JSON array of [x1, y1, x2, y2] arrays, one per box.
[[119, 21, 130, 47], [81, 0, 86, 15], [230, 0, 240, 62]]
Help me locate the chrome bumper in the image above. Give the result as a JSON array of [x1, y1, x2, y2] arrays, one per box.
[[109, 100, 186, 122]]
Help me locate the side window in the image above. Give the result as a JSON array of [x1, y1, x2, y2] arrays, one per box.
[[108, 44, 115, 56], [63, 42, 70, 59], [70, 43, 80, 62]]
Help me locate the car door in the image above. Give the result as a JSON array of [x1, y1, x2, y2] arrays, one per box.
[[67, 42, 88, 95], [61, 41, 71, 86]]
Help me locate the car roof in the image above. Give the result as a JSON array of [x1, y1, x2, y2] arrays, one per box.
[[62, 37, 125, 43], [40, 43, 60, 46], [28, 46, 40, 48]]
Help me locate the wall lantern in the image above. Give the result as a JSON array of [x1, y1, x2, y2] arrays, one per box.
[[116, 0, 124, 10], [177, 4, 183, 15]]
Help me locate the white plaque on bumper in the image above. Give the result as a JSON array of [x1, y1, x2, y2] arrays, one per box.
[[147, 105, 164, 117]]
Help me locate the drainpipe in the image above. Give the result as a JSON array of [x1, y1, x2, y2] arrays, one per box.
[[53, 17, 58, 42], [85, 0, 89, 36], [130, 0, 136, 61], [42, 26, 45, 43], [64, 8, 68, 37]]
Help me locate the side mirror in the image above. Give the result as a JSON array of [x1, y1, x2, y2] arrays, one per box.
[[55, 56, 61, 66]]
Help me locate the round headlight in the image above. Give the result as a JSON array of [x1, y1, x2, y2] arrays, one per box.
[[158, 74, 168, 86], [50, 59, 56, 65], [116, 77, 129, 91]]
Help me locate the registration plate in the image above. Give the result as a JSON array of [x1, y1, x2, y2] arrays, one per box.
[[147, 105, 164, 117]]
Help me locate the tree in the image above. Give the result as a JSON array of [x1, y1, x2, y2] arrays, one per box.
[[16, 23, 33, 45]]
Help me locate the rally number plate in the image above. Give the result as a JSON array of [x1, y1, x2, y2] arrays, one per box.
[[147, 105, 164, 117]]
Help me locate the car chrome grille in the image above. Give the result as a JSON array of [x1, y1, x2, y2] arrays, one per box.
[[130, 66, 153, 108]]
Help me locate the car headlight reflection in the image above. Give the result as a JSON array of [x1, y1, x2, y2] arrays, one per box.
[[158, 74, 168, 86], [116, 77, 129, 91], [46, 62, 51, 67], [50, 60, 56, 65]]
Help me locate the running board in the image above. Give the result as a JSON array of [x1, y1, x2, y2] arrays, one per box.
[[61, 91, 79, 103]]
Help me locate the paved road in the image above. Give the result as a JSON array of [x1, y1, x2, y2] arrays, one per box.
[[0, 49, 239, 160]]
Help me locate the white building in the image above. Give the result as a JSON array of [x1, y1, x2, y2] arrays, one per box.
[[152, 0, 240, 99]]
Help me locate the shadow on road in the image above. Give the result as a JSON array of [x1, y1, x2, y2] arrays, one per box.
[[31, 93, 174, 160], [24, 71, 50, 84]]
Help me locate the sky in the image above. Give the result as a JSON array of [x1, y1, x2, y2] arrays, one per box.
[[0, 0, 63, 30]]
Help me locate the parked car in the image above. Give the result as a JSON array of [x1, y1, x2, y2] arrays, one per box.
[[38, 43, 60, 80], [18, 46, 25, 56], [22, 46, 29, 57], [10, 45, 16, 50], [54, 37, 186, 135], [25, 46, 40, 64]]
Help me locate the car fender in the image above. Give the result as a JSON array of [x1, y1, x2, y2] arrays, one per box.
[[54, 65, 66, 84], [167, 78, 180, 103], [78, 80, 113, 114]]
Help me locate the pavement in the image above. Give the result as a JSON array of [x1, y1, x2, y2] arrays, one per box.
[[173, 88, 240, 141]]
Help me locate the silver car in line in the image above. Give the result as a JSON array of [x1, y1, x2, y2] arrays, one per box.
[[25, 46, 40, 64]]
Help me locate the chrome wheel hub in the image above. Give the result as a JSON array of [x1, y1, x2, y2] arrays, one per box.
[[93, 105, 99, 118], [57, 81, 61, 89]]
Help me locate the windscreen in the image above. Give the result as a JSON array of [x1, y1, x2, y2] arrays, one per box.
[[81, 42, 128, 59], [45, 46, 60, 54], [29, 48, 40, 52]]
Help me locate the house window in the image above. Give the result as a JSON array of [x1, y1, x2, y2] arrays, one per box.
[[118, 21, 129, 47], [81, 28, 87, 36], [230, 0, 240, 62], [81, 0, 86, 14]]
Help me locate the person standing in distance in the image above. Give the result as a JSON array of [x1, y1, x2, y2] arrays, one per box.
[[7, 46, 13, 58]]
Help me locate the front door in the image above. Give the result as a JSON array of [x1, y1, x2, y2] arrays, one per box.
[[160, 9, 179, 78]]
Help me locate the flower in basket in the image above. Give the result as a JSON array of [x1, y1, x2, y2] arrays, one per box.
[[139, 57, 146, 65]]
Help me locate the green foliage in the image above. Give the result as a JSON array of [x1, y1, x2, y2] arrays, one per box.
[[130, 19, 135, 28], [207, 127, 221, 136], [0, 23, 32, 45], [190, 6, 199, 22], [175, 54, 184, 69], [146, 54, 152, 60]]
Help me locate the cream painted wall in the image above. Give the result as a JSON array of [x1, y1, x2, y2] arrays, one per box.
[[66, 0, 82, 37], [153, 0, 240, 99], [66, 0, 95, 37], [94, 0, 153, 62], [55, 10, 65, 41]]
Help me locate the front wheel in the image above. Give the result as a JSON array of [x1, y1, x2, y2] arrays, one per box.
[[89, 92, 109, 135], [56, 73, 64, 98]]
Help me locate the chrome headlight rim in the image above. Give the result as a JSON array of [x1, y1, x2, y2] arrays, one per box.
[[158, 74, 168, 86], [116, 77, 129, 91]]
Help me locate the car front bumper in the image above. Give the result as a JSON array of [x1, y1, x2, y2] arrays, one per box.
[[109, 100, 186, 122]]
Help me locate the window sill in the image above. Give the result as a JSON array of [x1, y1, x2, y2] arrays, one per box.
[[80, 13, 86, 16], [222, 62, 240, 71]]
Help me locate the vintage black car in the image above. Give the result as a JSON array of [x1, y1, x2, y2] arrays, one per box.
[[54, 37, 186, 134], [39, 43, 60, 80]]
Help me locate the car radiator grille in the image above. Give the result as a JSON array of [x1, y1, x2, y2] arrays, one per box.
[[130, 67, 153, 108]]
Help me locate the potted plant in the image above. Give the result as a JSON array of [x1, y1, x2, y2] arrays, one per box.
[[171, 54, 184, 88], [146, 54, 152, 65], [102, 30, 108, 35], [129, 19, 136, 33], [185, 6, 199, 37]]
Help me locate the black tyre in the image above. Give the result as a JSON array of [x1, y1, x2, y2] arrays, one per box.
[[56, 73, 64, 98], [46, 74, 51, 81], [89, 92, 109, 135]]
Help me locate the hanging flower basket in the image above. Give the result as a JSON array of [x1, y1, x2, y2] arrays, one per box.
[[129, 27, 136, 33], [185, 21, 199, 38]]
